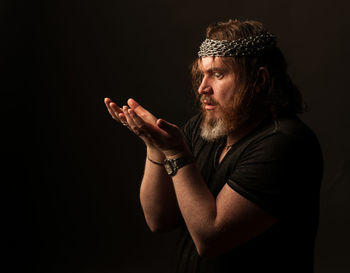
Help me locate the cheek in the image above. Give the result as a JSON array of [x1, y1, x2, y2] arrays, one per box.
[[215, 83, 235, 104]]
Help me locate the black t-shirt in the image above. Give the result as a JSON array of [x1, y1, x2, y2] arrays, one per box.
[[175, 113, 323, 273]]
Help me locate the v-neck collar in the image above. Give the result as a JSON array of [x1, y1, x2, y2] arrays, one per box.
[[213, 117, 272, 169]]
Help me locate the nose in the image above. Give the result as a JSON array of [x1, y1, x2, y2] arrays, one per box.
[[198, 76, 213, 95]]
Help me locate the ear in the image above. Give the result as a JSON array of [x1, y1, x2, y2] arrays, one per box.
[[255, 67, 269, 93]]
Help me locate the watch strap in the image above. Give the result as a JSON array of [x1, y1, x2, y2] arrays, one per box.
[[164, 155, 194, 176]]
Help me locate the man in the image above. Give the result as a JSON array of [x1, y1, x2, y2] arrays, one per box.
[[104, 19, 323, 273]]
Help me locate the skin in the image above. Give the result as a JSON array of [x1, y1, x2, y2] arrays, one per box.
[[104, 57, 276, 257], [199, 57, 269, 150], [198, 57, 237, 120]]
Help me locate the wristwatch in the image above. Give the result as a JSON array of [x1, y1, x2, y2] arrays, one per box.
[[164, 156, 194, 176]]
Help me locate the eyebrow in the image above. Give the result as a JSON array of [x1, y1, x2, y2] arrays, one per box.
[[200, 66, 227, 73]]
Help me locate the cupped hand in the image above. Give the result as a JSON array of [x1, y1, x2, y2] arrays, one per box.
[[104, 97, 158, 126], [104, 97, 162, 149], [104, 97, 127, 124], [104, 97, 190, 157], [123, 106, 190, 158]]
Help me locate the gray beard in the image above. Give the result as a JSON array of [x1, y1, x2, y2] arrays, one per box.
[[200, 114, 231, 141]]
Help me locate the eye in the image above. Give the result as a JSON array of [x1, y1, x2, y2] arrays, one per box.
[[214, 72, 223, 79]]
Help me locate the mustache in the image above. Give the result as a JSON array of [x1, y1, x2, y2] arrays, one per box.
[[200, 95, 218, 105]]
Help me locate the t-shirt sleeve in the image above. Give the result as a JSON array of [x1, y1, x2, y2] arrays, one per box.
[[227, 132, 301, 219]]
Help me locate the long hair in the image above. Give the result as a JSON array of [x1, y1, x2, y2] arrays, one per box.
[[191, 19, 306, 119]]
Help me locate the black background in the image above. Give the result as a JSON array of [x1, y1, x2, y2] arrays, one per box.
[[3, 0, 350, 272]]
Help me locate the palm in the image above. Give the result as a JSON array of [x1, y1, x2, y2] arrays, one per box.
[[126, 99, 184, 153], [129, 99, 157, 125], [105, 97, 189, 157]]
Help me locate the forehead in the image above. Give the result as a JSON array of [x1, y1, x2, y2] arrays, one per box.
[[198, 57, 234, 72]]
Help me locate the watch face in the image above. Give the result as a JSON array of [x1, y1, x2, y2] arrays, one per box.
[[164, 156, 193, 176], [164, 162, 174, 175]]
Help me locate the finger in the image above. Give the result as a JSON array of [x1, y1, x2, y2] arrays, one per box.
[[109, 101, 123, 115], [126, 107, 152, 137], [104, 98, 124, 123], [127, 98, 141, 110], [128, 108, 145, 128], [128, 109, 150, 137], [118, 113, 127, 123], [110, 102, 127, 124], [128, 109, 171, 146], [104, 98, 129, 125], [127, 98, 157, 122], [157, 119, 179, 134], [104, 98, 119, 121], [109, 102, 123, 117], [123, 105, 138, 131]]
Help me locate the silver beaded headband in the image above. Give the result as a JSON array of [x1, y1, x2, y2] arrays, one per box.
[[198, 32, 276, 57]]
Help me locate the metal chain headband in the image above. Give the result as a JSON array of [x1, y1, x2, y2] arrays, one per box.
[[198, 32, 276, 57]]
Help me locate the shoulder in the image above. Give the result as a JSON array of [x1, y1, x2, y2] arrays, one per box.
[[229, 115, 323, 183], [244, 115, 322, 154], [227, 116, 323, 219], [273, 115, 320, 142]]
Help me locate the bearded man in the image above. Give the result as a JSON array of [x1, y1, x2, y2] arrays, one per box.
[[104, 19, 323, 273]]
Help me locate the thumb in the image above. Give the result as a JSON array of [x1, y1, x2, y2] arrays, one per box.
[[157, 119, 178, 133]]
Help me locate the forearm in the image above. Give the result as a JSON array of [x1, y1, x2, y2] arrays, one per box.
[[169, 157, 218, 253], [140, 147, 181, 232]]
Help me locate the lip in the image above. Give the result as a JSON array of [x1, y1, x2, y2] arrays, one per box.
[[204, 104, 216, 110], [202, 99, 216, 110]]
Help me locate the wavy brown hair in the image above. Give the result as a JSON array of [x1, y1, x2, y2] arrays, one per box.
[[192, 19, 306, 119]]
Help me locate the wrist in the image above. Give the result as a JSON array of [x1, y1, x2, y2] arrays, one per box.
[[163, 147, 192, 160], [147, 146, 165, 162], [163, 153, 194, 176]]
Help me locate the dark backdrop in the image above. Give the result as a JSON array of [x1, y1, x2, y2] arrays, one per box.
[[3, 0, 350, 272]]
